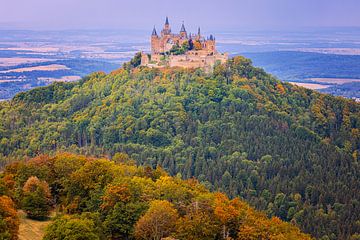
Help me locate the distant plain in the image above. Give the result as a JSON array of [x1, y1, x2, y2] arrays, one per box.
[[1, 27, 360, 100]]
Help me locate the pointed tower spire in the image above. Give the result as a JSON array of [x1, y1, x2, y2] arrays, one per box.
[[180, 21, 186, 32], [162, 16, 171, 35], [198, 27, 201, 36], [152, 26, 158, 36], [180, 21, 187, 38]]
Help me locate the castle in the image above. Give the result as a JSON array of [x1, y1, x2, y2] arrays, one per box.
[[141, 17, 228, 72]]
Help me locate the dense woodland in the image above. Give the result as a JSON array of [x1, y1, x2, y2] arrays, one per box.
[[0, 153, 311, 239], [0, 56, 359, 239]]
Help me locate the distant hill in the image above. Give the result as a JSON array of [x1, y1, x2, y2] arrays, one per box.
[[0, 56, 359, 239]]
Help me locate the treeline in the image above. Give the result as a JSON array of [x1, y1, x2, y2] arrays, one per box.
[[0, 56, 359, 239], [0, 153, 311, 240]]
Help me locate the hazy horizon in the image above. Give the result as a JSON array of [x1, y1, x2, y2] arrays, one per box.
[[1, 0, 360, 31]]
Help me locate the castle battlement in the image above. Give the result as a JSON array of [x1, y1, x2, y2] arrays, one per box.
[[141, 17, 228, 72]]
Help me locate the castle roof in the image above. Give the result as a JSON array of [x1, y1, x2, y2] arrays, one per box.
[[198, 27, 201, 36], [180, 22, 186, 32], [165, 16, 169, 25], [152, 26, 158, 36]]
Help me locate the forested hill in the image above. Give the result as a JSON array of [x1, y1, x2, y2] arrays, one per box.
[[0, 56, 359, 239]]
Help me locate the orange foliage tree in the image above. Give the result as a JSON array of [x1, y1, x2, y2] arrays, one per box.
[[213, 193, 245, 239], [0, 195, 19, 240], [101, 184, 131, 210]]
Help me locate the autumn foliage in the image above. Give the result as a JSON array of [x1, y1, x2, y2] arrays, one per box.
[[134, 200, 179, 240], [21, 176, 52, 219], [0, 153, 311, 239], [0, 195, 19, 240]]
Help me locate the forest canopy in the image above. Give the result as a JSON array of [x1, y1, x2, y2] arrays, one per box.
[[0, 153, 312, 240]]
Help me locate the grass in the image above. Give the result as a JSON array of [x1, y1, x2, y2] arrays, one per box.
[[18, 210, 55, 240]]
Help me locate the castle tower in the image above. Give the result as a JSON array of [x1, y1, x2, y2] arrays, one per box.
[[195, 27, 201, 40], [152, 26, 158, 36], [206, 34, 216, 52], [151, 26, 160, 54], [161, 16, 171, 36], [180, 21, 187, 38]]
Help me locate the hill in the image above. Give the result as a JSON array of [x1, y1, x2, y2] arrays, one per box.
[[0, 56, 359, 239], [0, 153, 311, 239]]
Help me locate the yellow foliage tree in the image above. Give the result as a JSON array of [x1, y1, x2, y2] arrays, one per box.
[[134, 200, 178, 240]]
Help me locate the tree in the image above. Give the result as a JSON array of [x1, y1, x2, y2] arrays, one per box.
[[22, 176, 52, 219], [0, 196, 19, 240], [101, 184, 132, 210], [43, 215, 100, 240], [193, 41, 202, 50], [113, 152, 135, 165], [130, 52, 142, 68], [122, 52, 142, 70], [181, 41, 190, 51], [213, 193, 243, 239], [175, 210, 218, 240], [134, 200, 178, 240], [103, 202, 147, 239]]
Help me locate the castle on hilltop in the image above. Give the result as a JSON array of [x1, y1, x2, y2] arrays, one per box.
[[141, 17, 228, 72]]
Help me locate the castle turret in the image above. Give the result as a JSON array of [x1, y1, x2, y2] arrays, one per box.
[[195, 27, 201, 40], [152, 26, 158, 36], [151, 26, 160, 54], [180, 21, 187, 38], [206, 34, 216, 52], [161, 16, 171, 36]]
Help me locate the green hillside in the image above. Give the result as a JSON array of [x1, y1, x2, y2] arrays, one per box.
[[0, 56, 359, 239]]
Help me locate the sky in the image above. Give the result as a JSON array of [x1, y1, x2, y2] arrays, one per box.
[[1, 0, 360, 31]]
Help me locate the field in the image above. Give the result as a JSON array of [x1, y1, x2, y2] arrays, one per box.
[[18, 211, 54, 240], [308, 77, 360, 84], [288, 82, 331, 89]]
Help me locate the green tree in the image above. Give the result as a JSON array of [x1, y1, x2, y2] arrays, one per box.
[[21, 176, 52, 219], [43, 215, 100, 240], [103, 202, 147, 239]]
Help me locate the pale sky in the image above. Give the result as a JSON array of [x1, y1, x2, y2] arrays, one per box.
[[1, 0, 360, 31]]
